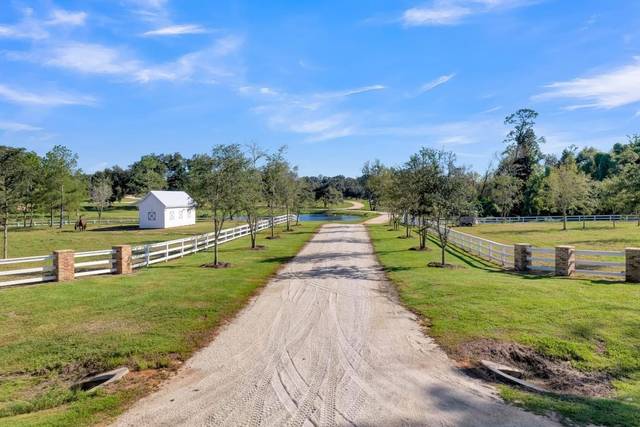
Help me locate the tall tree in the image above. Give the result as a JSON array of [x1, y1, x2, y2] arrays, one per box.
[[542, 162, 593, 230], [129, 154, 167, 194], [0, 147, 34, 258], [241, 145, 265, 249], [42, 145, 79, 228], [361, 160, 387, 211], [188, 145, 249, 266], [490, 174, 521, 219]]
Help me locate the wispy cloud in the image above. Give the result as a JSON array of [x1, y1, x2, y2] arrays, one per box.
[[47, 9, 87, 26], [319, 85, 386, 98], [0, 121, 42, 132], [535, 58, 640, 109], [401, 0, 537, 27], [247, 84, 385, 142], [418, 74, 455, 94], [0, 84, 95, 106], [7, 35, 244, 84], [142, 24, 209, 36]]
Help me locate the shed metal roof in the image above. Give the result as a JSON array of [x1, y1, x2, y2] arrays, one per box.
[[137, 191, 196, 208]]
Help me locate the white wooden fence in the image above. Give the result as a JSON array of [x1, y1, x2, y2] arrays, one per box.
[[426, 220, 630, 280], [0, 215, 293, 289], [477, 214, 639, 224]]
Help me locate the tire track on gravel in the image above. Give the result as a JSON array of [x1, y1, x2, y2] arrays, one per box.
[[115, 224, 561, 427]]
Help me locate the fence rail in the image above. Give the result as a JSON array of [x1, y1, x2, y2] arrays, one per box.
[[477, 214, 640, 224], [0, 215, 294, 289]]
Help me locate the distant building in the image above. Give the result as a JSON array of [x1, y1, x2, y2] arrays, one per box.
[[137, 191, 197, 229]]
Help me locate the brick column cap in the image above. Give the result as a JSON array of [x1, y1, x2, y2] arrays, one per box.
[[112, 244, 130, 249], [54, 249, 74, 254], [625, 247, 640, 251], [515, 243, 531, 246], [556, 245, 575, 249]]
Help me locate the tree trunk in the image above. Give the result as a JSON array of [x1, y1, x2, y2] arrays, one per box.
[[213, 218, 219, 266], [563, 213, 567, 231], [50, 207, 54, 227], [441, 242, 446, 266], [2, 219, 7, 259], [59, 184, 64, 229], [98, 209, 102, 224], [296, 212, 300, 226], [286, 206, 291, 231]]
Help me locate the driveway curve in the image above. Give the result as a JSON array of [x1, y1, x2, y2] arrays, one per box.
[[115, 223, 559, 427]]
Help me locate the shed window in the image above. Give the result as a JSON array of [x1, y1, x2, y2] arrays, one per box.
[[169, 210, 175, 220], [147, 211, 157, 221]]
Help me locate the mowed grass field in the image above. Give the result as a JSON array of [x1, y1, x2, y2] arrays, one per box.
[[459, 220, 640, 250], [0, 222, 320, 426], [368, 224, 640, 426], [3, 221, 242, 258]]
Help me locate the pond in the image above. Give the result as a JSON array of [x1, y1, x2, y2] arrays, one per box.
[[297, 213, 361, 222]]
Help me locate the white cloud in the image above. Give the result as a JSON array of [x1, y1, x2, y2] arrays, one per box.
[[418, 74, 455, 93], [142, 24, 208, 36], [0, 121, 42, 132], [535, 59, 640, 109], [0, 84, 95, 106], [401, 0, 537, 27], [47, 9, 87, 26], [7, 35, 243, 84], [320, 85, 386, 98]]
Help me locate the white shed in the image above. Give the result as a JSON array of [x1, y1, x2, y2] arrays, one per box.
[[137, 191, 197, 229]]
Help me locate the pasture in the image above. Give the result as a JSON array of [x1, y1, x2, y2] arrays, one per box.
[[3, 221, 243, 258], [0, 222, 320, 426], [460, 220, 640, 250], [368, 224, 640, 426]]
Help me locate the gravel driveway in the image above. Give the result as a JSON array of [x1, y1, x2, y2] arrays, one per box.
[[115, 223, 559, 427]]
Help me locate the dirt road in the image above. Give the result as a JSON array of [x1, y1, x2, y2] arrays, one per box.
[[116, 224, 558, 427], [346, 200, 365, 210]]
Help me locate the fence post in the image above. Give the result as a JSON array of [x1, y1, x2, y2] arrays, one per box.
[[53, 250, 75, 282], [555, 245, 576, 277], [144, 245, 150, 266], [113, 245, 132, 275], [625, 248, 640, 283], [514, 244, 531, 271]]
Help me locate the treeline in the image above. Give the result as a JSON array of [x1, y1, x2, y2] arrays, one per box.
[[361, 109, 640, 229]]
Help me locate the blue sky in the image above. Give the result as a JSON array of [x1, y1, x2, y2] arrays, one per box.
[[1, 0, 640, 176]]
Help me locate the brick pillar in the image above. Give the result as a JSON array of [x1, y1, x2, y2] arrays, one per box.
[[555, 245, 576, 277], [113, 245, 132, 275], [53, 250, 75, 282], [625, 248, 640, 283], [514, 244, 531, 272]]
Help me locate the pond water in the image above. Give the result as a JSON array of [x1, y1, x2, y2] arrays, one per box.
[[298, 213, 360, 222]]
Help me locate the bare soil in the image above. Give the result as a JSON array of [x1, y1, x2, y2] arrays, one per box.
[[459, 339, 613, 397]]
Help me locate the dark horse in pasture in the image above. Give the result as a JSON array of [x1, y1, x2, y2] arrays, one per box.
[[75, 216, 87, 231]]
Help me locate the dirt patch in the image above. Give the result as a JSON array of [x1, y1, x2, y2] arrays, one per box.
[[458, 339, 613, 397], [250, 245, 267, 251], [427, 262, 463, 269], [409, 246, 431, 251], [200, 262, 232, 269], [265, 235, 281, 240]]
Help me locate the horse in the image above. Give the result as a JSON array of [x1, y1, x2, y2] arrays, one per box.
[[75, 216, 87, 231]]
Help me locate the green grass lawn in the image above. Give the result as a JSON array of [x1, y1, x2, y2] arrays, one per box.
[[368, 224, 640, 426], [3, 221, 244, 258], [0, 222, 320, 426], [460, 221, 640, 250]]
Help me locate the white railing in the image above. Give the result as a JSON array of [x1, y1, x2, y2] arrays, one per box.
[[0, 255, 55, 288], [573, 249, 625, 279], [0, 215, 294, 288], [477, 214, 639, 224], [442, 226, 514, 268]]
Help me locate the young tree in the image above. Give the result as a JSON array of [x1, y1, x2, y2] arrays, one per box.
[[293, 179, 315, 225], [430, 152, 475, 266], [361, 159, 387, 211], [90, 177, 113, 223], [490, 174, 521, 219], [542, 162, 593, 230], [188, 145, 248, 266], [241, 145, 265, 249], [262, 147, 289, 238], [282, 168, 298, 231], [319, 185, 342, 209]]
